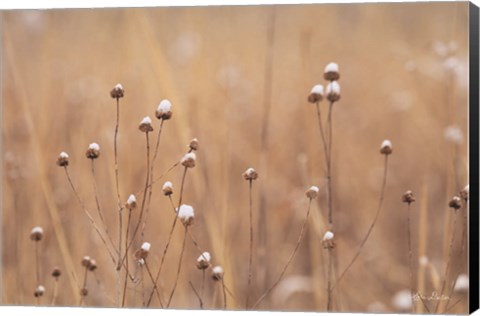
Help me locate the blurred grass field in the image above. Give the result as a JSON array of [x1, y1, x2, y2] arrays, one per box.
[[1, 2, 470, 313]]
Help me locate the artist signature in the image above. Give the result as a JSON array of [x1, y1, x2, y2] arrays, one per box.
[[412, 292, 450, 302]]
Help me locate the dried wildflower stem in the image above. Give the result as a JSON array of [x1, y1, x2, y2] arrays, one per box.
[[79, 266, 88, 306], [314, 102, 328, 174], [332, 155, 389, 289], [166, 228, 188, 308], [435, 208, 459, 313], [146, 196, 180, 307], [51, 278, 59, 306], [63, 167, 117, 264], [251, 198, 313, 309], [407, 203, 415, 312], [246, 179, 254, 309], [189, 281, 204, 309], [121, 209, 133, 307], [91, 160, 115, 248], [327, 247, 334, 310], [120, 132, 151, 269], [222, 279, 227, 309], [114, 97, 123, 307], [144, 261, 164, 307], [326, 102, 334, 226], [142, 119, 165, 240]]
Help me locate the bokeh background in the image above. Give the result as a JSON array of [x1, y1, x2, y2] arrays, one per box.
[[1, 2, 470, 313]]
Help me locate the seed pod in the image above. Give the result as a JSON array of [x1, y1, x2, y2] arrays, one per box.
[[326, 81, 341, 102], [155, 99, 173, 120], [51, 267, 61, 278], [189, 138, 199, 151], [211, 265, 224, 281], [80, 287, 88, 297], [448, 196, 462, 210], [402, 190, 415, 204], [181, 153, 196, 168], [88, 259, 97, 272], [324, 62, 340, 81], [81, 256, 91, 268], [305, 186, 319, 199], [139, 116, 154, 133], [85, 143, 100, 159], [243, 168, 258, 181], [126, 194, 137, 210], [162, 181, 173, 196], [34, 285, 46, 297], [380, 140, 393, 155], [177, 204, 195, 227], [308, 84, 324, 103], [110, 83, 124, 99], [460, 185, 469, 201], [322, 231, 335, 249], [56, 152, 69, 167], [30, 226, 44, 242], [196, 252, 211, 270]]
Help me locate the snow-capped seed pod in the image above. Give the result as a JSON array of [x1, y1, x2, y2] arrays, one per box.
[[305, 186, 319, 199], [126, 194, 137, 210], [139, 116, 154, 133], [34, 285, 46, 297], [110, 83, 124, 99], [162, 181, 173, 196], [326, 81, 341, 102], [308, 84, 324, 103], [80, 287, 89, 297], [30, 226, 44, 241], [196, 252, 211, 270], [211, 265, 224, 281], [88, 259, 97, 272], [56, 152, 69, 167], [402, 190, 415, 204], [177, 204, 195, 227], [135, 242, 151, 260], [460, 185, 469, 201], [448, 196, 462, 210], [81, 256, 91, 267], [189, 138, 199, 151], [85, 143, 100, 159], [454, 274, 469, 293], [51, 267, 61, 278], [322, 231, 335, 249], [155, 99, 173, 120], [380, 140, 393, 155], [243, 168, 258, 181], [181, 152, 196, 168], [324, 62, 340, 81]]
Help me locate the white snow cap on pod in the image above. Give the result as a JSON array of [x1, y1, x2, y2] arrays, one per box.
[[141, 242, 151, 252]]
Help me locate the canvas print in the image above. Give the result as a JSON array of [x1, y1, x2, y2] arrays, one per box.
[[1, 2, 474, 314]]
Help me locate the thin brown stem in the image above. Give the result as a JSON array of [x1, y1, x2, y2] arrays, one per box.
[[51, 278, 59, 306], [114, 97, 122, 307], [63, 167, 117, 265], [121, 209, 133, 307], [407, 203, 415, 312], [327, 247, 333, 311], [142, 119, 165, 241], [120, 132, 151, 270], [251, 198, 313, 309], [314, 101, 329, 174], [166, 227, 188, 308], [435, 209, 459, 313], [189, 281, 204, 309], [332, 154, 389, 290], [144, 261, 164, 307], [35, 242, 40, 289], [327, 101, 334, 226], [222, 279, 227, 309], [91, 159, 115, 250], [146, 196, 180, 307], [246, 179, 254, 309]]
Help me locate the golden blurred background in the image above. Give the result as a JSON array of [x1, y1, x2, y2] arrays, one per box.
[[1, 2, 470, 313]]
